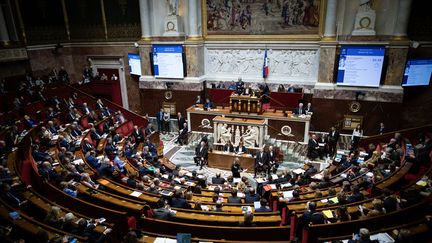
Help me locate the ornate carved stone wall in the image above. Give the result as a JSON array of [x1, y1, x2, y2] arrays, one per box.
[[204, 46, 319, 84]]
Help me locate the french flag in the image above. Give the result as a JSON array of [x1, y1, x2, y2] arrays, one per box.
[[263, 49, 269, 79]]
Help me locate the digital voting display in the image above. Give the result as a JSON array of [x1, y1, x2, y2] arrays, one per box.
[[128, 53, 142, 76], [402, 59, 432, 87], [336, 46, 385, 87], [152, 45, 184, 79]]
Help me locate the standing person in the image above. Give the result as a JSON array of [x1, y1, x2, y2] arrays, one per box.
[[177, 112, 186, 131], [352, 124, 363, 150], [255, 146, 268, 177], [156, 108, 164, 132], [194, 141, 208, 169], [163, 110, 170, 133], [231, 158, 244, 178], [328, 126, 340, 157]]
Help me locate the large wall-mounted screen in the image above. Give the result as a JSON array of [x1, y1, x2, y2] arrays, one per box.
[[402, 59, 432, 87], [152, 45, 184, 79], [336, 46, 385, 87], [128, 53, 142, 76]]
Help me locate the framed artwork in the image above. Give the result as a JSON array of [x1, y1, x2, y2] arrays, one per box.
[[343, 115, 363, 130], [203, 0, 325, 40]]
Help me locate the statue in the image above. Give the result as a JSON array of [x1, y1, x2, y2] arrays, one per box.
[[219, 124, 232, 144], [242, 126, 258, 147], [166, 0, 179, 16], [234, 126, 241, 146]]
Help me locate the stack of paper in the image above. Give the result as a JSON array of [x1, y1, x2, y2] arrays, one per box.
[[322, 210, 334, 218], [293, 168, 305, 174], [130, 191, 142, 197], [283, 190, 293, 199]]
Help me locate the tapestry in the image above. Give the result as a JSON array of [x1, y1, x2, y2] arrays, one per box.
[[206, 0, 321, 35]]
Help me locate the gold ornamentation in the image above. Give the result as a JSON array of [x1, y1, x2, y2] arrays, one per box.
[[349, 101, 361, 113], [164, 90, 173, 100]]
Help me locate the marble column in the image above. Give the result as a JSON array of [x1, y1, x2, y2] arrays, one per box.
[[139, 0, 152, 40], [0, 3, 10, 42], [323, 0, 338, 39], [317, 44, 337, 83], [393, 0, 412, 39], [384, 47, 409, 86], [187, 0, 200, 39]]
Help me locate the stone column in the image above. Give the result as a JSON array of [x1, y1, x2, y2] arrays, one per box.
[[0, 3, 10, 42], [188, 0, 200, 39], [139, 0, 152, 40], [323, 0, 338, 40], [393, 0, 412, 39]]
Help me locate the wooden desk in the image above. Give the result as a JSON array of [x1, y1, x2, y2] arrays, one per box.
[[187, 105, 311, 143], [230, 94, 261, 114], [208, 151, 255, 172]]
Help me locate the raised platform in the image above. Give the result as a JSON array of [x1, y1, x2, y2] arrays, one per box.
[[186, 105, 311, 143]]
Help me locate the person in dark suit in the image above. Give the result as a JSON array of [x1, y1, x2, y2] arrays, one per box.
[[144, 123, 155, 138], [267, 145, 278, 174], [82, 138, 94, 154], [153, 199, 176, 220], [95, 99, 104, 110], [244, 188, 260, 203], [236, 77, 245, 95], [203, 98, 214, 110], [211, 173, 226, 184], [255, 147, 269, 177], [156, 108, 164, 132], [227, 188, 242, 203], [170, 190, 189, 209], [296, 201, 325, 238], [328, 126, 340, 157], [305, 102, 313, 113], [307, 134, 322, 160], [81, 102, 92, 115], [177, 112, 186, 131], [242, 83, 252, 96], [194, 141, 208, 169], [223, 140, 234, 153], [131, 125, 144, 143], [293, 102, 306, 115], [177, 123, 188, 145], [90, 128, 101, 145], [255, 199, 272, 212], [85, 150, 100, 168], [378, 122, 386, 135], [235, 142, 247, 154], [231, 158, 243, 178]]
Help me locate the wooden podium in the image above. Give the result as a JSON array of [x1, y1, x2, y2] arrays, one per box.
[[230, 94, 261, 114]]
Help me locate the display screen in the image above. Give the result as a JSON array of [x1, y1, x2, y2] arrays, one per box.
[[128, 53, 142, 76], [402, 59, 432, 87], [336, 46, 385, 87], [152, 45, 184, 79]]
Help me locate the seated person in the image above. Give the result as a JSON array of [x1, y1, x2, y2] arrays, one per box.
[[296, 201, 324, 237], [177, 123, 188, 145], [307, 134, 322, 160], [170, 190, 189, 209], [144, 123, 155, 137], [223, 140, 234, 153], [203, 98, 214, 110], [153, 199, 176, 220], [212, 173, 226, 185], [293, 102, 306, 115], [244, 187, 260, 203], [255, 198, 272, 212], [194, 95, 203, 105], [239, 212, 256, 227], [227, 188, 242, 203], [235, 142, 247, 154], [242, 83, 252, 96]]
